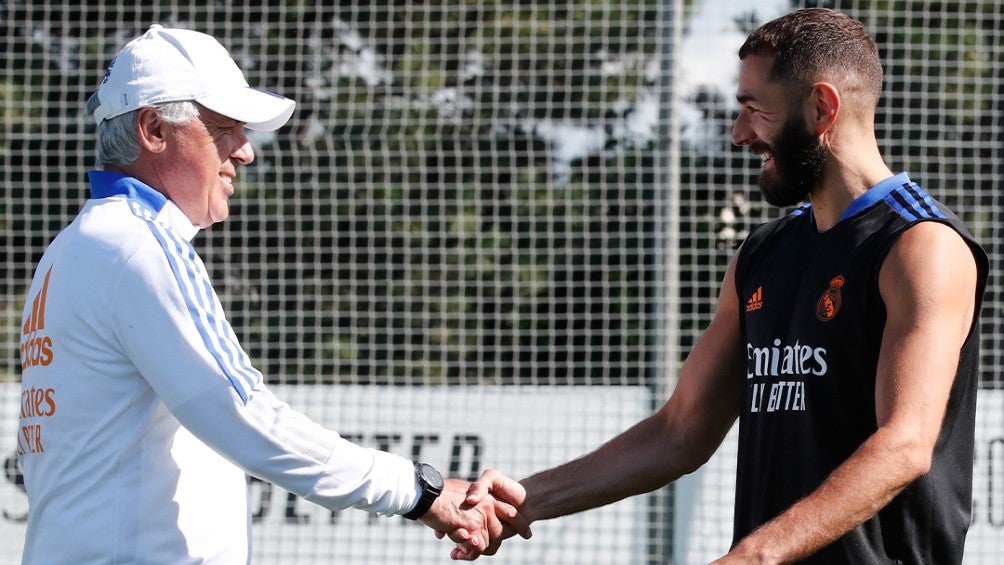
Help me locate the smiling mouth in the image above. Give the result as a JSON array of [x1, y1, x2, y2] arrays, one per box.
[[220, 175, 236, 195], [758, 152, 774, 170]]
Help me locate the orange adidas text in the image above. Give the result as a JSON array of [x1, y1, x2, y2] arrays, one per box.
[[20, 335, 53, 369]]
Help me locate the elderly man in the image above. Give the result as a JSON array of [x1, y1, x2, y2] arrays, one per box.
[[17, 25, 526, 564]]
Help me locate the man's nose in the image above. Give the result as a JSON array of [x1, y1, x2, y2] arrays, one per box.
[[731, 112, 754, 147]]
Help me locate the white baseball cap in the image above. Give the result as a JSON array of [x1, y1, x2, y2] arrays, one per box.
[[88, 24, 295, 132]]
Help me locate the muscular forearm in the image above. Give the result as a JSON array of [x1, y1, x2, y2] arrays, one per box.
[[520, 413, 711, 523], [727, 426, 930, 563]]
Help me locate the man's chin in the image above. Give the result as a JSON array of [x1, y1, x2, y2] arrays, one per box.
[[208, 204, 231, 226], [759, 178, 808, 208]]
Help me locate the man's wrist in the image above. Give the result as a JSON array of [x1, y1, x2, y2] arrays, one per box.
[[403, 462, 444, 520]]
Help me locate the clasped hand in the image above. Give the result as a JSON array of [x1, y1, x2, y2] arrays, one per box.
[[423, 470, 531, 560]]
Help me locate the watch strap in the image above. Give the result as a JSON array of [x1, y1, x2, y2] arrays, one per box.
[[403, 462, 443, 520]]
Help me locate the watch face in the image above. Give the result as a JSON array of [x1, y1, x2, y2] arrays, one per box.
[[420, 463, 444, 491]]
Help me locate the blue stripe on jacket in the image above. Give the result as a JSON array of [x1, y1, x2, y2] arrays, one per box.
[[89, 171, 260, 403]]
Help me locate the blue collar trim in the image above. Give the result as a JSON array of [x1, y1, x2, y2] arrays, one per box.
[[838, 172, 911, 222], [88, 170, 168, 213]]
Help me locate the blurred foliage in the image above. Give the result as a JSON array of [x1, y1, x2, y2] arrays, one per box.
[[0, 1, 665, 385], [0, 0, 999, 386]]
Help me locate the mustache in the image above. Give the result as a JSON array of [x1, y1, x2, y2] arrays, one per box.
[[750, 141, 771, 155]]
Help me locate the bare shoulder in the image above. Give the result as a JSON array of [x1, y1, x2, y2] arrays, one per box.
[[882, 221, 975, 280], [879, 221, 978, 332]]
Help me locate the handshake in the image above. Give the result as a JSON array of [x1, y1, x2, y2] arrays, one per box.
[[419, 469, 534, 561]]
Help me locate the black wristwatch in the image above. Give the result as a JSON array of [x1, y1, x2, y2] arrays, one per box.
[[403, 462, 444, 520]]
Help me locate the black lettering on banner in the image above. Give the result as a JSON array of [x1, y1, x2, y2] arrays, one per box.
[[286, 491, 309, 524], [373, 434, 403, 454], [989, 437, 1003, 528], [449, 435, 483, 481], [2, 453, 26, 522], [411, 434, 441, 461], [248, 475, 273, 523], [341, 434, 366, 445], [248, 477, 314, 525]]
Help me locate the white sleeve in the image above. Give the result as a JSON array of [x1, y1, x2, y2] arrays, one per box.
[[172, 382, 421, 516], [110, 230, 420, 516]]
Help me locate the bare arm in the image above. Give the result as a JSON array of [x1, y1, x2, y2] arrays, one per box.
[[718, 221, 979, 564], [469, 254, 745, 526]]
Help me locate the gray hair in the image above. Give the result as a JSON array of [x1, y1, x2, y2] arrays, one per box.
[[85, 96, 200, 170]]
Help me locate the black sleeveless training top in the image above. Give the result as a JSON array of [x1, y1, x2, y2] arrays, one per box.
[[732, 173, 989, 564]]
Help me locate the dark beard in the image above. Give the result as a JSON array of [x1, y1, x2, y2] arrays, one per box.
[[755, 115, 828, 207]]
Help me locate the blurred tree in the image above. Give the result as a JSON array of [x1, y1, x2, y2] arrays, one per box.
[[1, 0, 997, 390]]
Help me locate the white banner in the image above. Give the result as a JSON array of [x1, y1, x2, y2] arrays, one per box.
[[3, 384, 999, 563], [0, 384, 653, 565]]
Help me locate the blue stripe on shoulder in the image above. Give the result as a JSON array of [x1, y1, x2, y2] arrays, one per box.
[[144, 219, 261, 404], [91, 170, 260, 402], [885, 181, 945, 222]]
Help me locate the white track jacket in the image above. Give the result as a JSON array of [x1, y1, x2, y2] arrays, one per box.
[[17, 171, 419, 564]]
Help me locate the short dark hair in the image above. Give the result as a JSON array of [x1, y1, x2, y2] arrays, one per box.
[[739, 8, 883, 109]]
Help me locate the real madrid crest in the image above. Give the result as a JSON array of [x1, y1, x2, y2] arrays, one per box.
[[815, 275, 844, 322]]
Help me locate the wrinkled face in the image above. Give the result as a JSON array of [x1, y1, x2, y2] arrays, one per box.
[[732, 55, 827, 207], [159, 107, 254, 227]]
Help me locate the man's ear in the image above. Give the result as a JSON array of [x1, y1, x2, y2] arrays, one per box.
[[809, 82, 840, 135], [136, 107, 168, 153]]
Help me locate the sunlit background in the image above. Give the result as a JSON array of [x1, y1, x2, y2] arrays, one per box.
[[0, 1, 1000, 563]]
